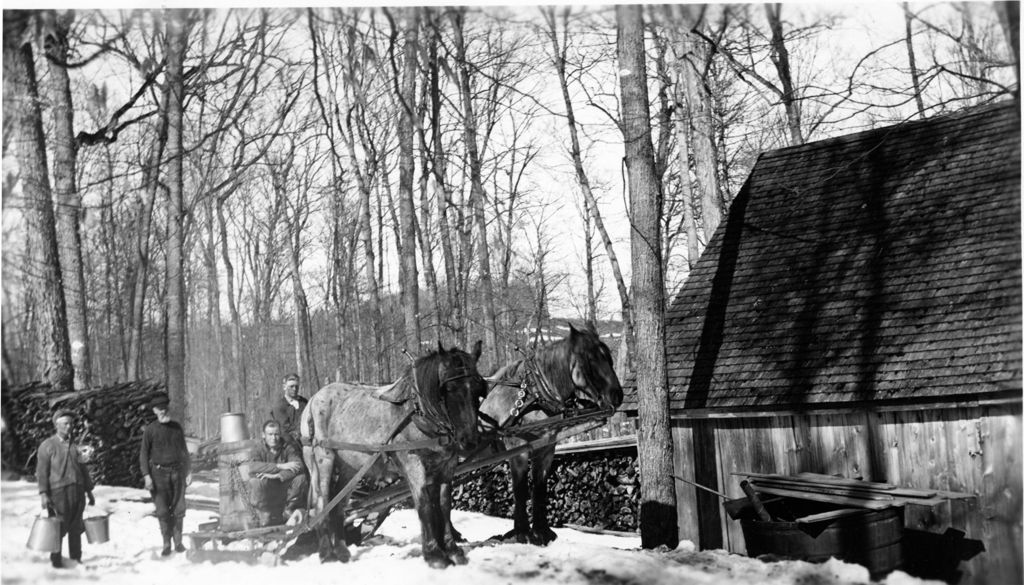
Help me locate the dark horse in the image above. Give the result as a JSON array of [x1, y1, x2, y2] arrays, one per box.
[[301, 341, 486, 568], [477, 323, 623, 545]]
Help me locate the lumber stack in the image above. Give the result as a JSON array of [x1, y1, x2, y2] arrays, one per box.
[[2, 380, 167, 487], [734, 471, 977, 533]]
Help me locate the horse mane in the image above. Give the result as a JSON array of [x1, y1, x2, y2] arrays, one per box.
[[490, 337, 575, 400], [405, 347, 475, 434], [533, 338, 577, 399]]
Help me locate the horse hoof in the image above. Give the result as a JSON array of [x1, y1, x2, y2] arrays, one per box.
[[319, 551, 339, 564], [530, 527, 558, 546], [334, 545, 351, 563], [498, 529, 531, 544], [425, 555, 453, 569], [447, 546, 468, 565], [450, 526, 465, 543]]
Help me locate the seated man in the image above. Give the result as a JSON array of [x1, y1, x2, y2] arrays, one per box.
[[247, 420, 308, 527]]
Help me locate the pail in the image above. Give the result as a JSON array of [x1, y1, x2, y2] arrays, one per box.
[[220, 413, 249, 443], [741, 507, 903, 578], [84, 515, 109, 544], [26, 516, 61, 552]]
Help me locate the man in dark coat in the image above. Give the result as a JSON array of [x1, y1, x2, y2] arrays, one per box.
[[139, 394, 191, 556], [269, 373, 307, 446], [247, 420, 308, 527], [37, 409, 95, 568]]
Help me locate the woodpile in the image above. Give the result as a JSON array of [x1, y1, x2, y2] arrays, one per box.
[[453, 449, 640, 532], [2, 380, 167, 487]]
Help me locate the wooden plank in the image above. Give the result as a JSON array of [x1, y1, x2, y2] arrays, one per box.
[[735, 471, 897, 490], [744, 473, 939, 498], [795, 508, 870, 525], [671, 421, 700, 547], [749, 479, 897, 501], [795, 471, 898, 490], [747, 485, 896, 509]]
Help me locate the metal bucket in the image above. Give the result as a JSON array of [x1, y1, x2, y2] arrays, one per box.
[[84, 515, 109, 544], [26, 516, 61, 552], [220, 413, 249, 443]]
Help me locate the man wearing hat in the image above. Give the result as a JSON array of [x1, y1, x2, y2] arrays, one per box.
[[36, 409, 95, 568], [138, 394, 191, 556]]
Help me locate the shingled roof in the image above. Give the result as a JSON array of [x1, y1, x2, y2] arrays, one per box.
[[622, 101, 1021, 415]]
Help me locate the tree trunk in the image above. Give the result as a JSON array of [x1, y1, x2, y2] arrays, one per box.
[[765, 4, 803, 145], [667, 4, 722, 241], [451, 9, 498, 368], [544, 7, 635, 366], [902, 4, 927, 119], [126, 97, 166, 380], [994, 1, 1020, 89], [202, 198, 227, 411], [4, 11, 74, 393], [164, 9, 189, 423], [424, 9, 460, 339], [616, 4, 677, 550], [42, 10, 91, 390], [216, 195, 247, 412], [396, 7, 421, 354]]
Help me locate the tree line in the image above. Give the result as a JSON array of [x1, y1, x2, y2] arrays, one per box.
[[2, 4, 1015, 547]]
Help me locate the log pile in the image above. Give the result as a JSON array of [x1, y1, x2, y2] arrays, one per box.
[[453, 449, 640, 532], [2, 380, 167, 487]]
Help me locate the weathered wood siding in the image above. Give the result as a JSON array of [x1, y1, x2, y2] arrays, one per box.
[[672, 404, 1021, 585]]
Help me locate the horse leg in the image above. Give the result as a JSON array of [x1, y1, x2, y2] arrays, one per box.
[[498, 451, 532, 543], [528, 443, 558, 545], [311, 446, 340, 563], [439, 479, 467, 565], [406, 461, 452, 568]]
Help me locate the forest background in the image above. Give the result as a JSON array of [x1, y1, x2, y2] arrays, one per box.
[[1, 2, 1016, 440]]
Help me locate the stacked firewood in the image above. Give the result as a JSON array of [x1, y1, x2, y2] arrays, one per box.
[[2, 380, 166, 488], [453, 449, 640, 531]]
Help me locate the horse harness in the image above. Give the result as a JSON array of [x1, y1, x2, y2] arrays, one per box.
[[310, 364, 482, 454], [483, 358, 584, 432]]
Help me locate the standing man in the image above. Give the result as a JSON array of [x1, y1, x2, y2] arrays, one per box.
[[139, 394, 191, 556], [37, 409, 95, 568], [247, 420, 308, 527], [270, 373, 307, 448]]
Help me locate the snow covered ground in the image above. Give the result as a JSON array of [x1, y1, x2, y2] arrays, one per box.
[[1, 477, 942, 585]]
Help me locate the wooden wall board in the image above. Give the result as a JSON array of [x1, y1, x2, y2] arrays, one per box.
[[676, 405, 1020, 584]]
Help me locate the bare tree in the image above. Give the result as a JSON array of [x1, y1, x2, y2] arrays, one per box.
[[164, 8, 190, 422], [542, 6, 635, 366], [765, 4, 804, 145], [42, 10, 92, 389], [4, 11, 74, 393], [616, 4, 677, 549], [450, 7, 499, 369]]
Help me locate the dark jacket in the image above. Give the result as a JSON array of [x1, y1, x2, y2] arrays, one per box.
[[139, 420, 191, 476], [37, 435, 93, 495], [247, 440, 303, 481], [269, 395, 308, 439]]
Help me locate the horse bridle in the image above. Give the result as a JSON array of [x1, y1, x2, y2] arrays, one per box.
[[409, 361, 485, 440]]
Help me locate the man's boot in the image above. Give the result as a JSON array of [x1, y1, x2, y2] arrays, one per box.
[[68, 529, 82, 562], [159, 518, 172, 556], [173, 517, 186, 553]]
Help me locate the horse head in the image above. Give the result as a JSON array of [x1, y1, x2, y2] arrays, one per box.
[[565, 323, 623, 411], [409, 340, 486, 454]]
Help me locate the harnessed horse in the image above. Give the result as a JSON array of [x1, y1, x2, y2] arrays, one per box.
[[477, 324, 623, 544], [301, 341, 486, 568]]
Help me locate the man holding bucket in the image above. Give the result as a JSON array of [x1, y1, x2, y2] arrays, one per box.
[[139, 394, 191, 556], [36, 409, 95, 568]]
